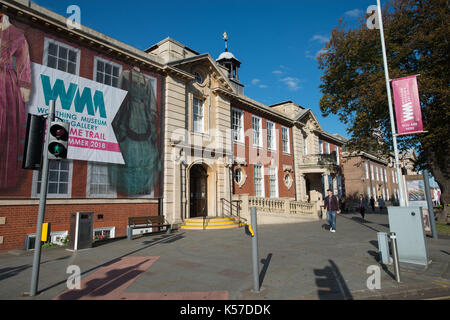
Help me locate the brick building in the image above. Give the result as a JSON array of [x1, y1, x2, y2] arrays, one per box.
[[341, 150, 401, 208], [0, 0, 357, 250]]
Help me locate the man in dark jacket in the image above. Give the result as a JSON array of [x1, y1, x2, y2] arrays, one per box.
[[324, 189, 340, 233]]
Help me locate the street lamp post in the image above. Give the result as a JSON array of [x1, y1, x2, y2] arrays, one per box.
[[376, 0, 406, 207]]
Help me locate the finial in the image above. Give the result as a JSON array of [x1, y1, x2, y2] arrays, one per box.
[[223, 31, 228, 52]]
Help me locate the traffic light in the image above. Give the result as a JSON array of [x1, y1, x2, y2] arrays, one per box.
[[22, 114, 46, 170], [48, 121, 70, 159]]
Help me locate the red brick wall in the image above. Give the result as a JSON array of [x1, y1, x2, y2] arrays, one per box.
[[0, 202, 158, 251], [232, 106, 295, 199]]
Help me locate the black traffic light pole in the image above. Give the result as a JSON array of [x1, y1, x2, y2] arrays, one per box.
[[29, 100, 55, 297]]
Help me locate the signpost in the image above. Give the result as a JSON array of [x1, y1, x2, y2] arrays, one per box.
[[29, 100, 55, 297], [375, 0, 406, 207]]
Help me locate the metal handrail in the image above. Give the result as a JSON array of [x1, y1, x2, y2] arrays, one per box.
[[220, 198, 247, 225]]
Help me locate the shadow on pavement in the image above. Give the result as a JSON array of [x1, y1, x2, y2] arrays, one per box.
[[313, 259, 353, 300], [367, 250, 396, 280], [338, 214, 382, 233], [55, 258, 151, 300], [39, 232, 185, 296], [0, 255, 71, 282], [259, 253, 272, 288]]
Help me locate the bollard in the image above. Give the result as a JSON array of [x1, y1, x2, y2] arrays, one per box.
[[377, 232, 391, 265], [250, 207, 260, 293], [389, 232, 401, 283]]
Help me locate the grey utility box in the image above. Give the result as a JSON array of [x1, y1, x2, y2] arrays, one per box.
[[387, 206, 429, 267], [377, 232, 391, 265], [69, 212, 93, 250]]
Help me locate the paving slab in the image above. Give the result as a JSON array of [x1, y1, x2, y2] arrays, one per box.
[[0, 212, 448, 300]]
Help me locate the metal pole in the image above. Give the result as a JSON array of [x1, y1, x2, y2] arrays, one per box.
[[29, 100, 55, 296], [390, 232, 401, 283], [376, 0, 406, 207], [250, 207, 260, 292], [423, 170, 438, 239]]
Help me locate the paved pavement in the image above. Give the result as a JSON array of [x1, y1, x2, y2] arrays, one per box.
[[0, 211, 449, 300]]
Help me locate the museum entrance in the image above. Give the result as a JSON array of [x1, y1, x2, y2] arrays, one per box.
[[189, 164, 208, 218]]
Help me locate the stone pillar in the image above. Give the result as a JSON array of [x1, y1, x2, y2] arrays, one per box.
[[322, 173, 329, 196], [300, 173, 307, 202], [332, 175, 338, 196]]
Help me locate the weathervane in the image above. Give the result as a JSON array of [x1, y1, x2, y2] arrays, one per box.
[[223, 31, 228, 52]]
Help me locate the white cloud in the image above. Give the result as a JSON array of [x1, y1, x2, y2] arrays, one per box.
[[280, 77, 301, 91], [251, 78, 261, 85], [305, 48, 328, 60], [272, 70, 283, 74], [258, 84, 268, 89], [344, 8, 363, 18], [310, 34, 330, 44]]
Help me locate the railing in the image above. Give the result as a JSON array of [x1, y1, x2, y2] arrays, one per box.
[[220, 198, 247, 225], [247, 196, 315, 215]]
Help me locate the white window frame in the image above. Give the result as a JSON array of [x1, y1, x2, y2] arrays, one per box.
[[336, 146, 340, 165], [367, 186, 372, 198], [93, 56, 122, 88], [252, 116, 262, 148], [384, 168, 387, 183], [93, 227, 116, 240], [232, 108, 244, 143], [254, 164, 265, 197], [325, 142, 330, 154], [43, 37, 81, 75], [376, 167, 379, 181], [365, 162, 369, 179], [268, 166, 279, 198], [86, 162, 117, 198], [193, 97, 204, 133], [319, 139, 323, 154], [303, 137, 308, 155], [266, 121, 276, 151], [371, 164, 374, 180], [281, 126, 290, 154], [32, 160, 73, 198]]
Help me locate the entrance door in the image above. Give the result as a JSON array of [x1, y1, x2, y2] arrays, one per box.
[[190, 164, 208, 217]]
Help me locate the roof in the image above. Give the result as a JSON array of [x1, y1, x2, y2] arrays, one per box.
[[144, 37, 200, 55], [216, 51, 241, 64]]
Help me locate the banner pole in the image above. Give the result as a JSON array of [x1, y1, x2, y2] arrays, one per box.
[[376, 0, 406, 207]]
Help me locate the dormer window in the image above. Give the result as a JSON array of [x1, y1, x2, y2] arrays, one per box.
[[194, 72, 203, 84]]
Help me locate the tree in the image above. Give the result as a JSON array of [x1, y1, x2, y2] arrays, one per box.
[[317, 0, 449, 221]]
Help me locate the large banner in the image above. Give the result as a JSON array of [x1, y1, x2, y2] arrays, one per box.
[[28, 62, 127, 164], [392, 75, 423, 136]]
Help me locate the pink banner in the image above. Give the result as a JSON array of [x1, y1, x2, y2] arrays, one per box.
[[392, 75, 423, 136], [68, 137, 121, 152]]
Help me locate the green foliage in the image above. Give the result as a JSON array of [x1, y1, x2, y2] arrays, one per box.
[[318, 0, 450, 178]]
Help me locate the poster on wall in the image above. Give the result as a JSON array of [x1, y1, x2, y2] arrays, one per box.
[[0, 14, 162, 196], [27, 62, 127, 164], [406, 179, 431, 234]]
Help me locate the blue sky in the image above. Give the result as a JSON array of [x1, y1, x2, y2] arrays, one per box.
[[33, 0, 378, 138]]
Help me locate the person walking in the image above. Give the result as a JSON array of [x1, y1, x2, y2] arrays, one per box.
[[324, 189, 340, 233], [370, 196, 375, 212], [357, 194, 367, 220], [377, 196, 386, 213]]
